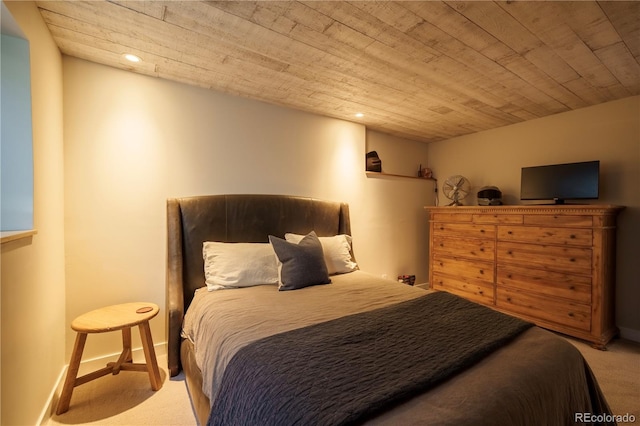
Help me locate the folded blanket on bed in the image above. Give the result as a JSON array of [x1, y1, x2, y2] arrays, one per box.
[[207, 291, 533, 426]]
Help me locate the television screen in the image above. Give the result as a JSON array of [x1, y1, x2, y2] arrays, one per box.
[[520, 161, 599, 204]]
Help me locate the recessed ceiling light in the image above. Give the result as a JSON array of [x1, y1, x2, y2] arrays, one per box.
[[355, 113, 364, 118], [123, 53, 141, 63]]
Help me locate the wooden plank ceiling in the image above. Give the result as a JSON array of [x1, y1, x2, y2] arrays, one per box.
[[36, 1, 640, 142]]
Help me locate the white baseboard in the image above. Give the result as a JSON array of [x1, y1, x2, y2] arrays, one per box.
[[37, 366, 66, 426], [38, 341, 167, 425], [619, 327, 640, 343]]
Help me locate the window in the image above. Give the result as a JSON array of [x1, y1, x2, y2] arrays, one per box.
[[1, 32, 34, 232]]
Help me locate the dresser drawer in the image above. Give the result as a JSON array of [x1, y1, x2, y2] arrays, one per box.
[[497, 242, 592, 275], [432, 274, 494, 305], [432, 255, 494, 282], [497, 265, 591, 304], [472, 214, 523, 224], [432, 236, 494, 261], [432, 213, 473, 223], [432, 223, 495, 239], [497, 288, 590, 331], [523, 215, 593, 227], [498, 226, 592, 246]]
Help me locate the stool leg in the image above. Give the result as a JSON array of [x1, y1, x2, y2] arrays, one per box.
[[111, 327, 133, 374], [122, 326, 133, 362], [139, 321, 162, 390], [56, 332, 87, 415]]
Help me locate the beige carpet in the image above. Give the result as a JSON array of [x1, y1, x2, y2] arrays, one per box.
[[47, 338, 639, 426], [567, 337, 640, 417]]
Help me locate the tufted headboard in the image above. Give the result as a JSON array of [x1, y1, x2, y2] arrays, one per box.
[[166, 194, 352, 376]]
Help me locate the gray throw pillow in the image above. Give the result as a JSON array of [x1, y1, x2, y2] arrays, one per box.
[[269, 231, 331, 291]]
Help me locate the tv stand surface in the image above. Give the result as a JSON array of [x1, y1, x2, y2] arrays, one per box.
[[522, 199, 595, 206], [527, 202, 587, 206], [425, 204, 624, 349]]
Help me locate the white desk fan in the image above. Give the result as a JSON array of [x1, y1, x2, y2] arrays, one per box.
[[442, 175, 470, 206]]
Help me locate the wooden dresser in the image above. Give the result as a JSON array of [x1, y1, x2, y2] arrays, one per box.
[[425, 205, 624, 348]]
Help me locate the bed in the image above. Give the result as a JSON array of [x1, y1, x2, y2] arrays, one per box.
[[167, 194, 612, 426]]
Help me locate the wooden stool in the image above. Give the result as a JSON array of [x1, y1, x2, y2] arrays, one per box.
[[56, 302, 163, 415]]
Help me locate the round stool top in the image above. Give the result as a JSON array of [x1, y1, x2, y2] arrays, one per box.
[[71, 302, 159, 333]]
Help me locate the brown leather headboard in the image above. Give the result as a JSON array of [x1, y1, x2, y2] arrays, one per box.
[[166, 194, 352, 376]]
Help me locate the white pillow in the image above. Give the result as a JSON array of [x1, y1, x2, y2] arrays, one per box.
[[284, 233, 358, 275], [203, 242, 279, 291]]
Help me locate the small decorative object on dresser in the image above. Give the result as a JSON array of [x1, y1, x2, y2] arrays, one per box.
[[425, 204, 624, 349], [477, 186, 503, 205]]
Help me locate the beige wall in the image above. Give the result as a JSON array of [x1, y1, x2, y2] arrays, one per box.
[[364, 130, 434, 283], [1, 2, 65, 425], [427, 96, 640, 338], [62, 57, 433, 362]]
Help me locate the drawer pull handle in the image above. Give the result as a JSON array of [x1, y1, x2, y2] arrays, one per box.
[[569, 286, 575, 290], [507, 231, 513, 235], [570, 258, 576, 262], [507, 274, 513, 279], [480, 229, 485, 233], [480, 248, 485, 252], [439, 243, 444, 247], [478, 291, 484, 295], [570, 234, 576, 239], [568, 312, 575, 317], [479, 270, 484, 275], [506, 297, 512, 302], [507, 250, 513, 255]]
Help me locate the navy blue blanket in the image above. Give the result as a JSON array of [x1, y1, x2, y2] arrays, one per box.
[[207, 291, 532, 426]]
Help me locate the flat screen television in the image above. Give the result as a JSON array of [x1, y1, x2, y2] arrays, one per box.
[[520, 160, 599, 204]]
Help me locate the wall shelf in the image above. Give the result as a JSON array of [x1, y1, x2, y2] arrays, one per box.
[[366, 171, 437, 182]]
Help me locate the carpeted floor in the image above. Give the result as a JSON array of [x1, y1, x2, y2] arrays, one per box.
[[46, 354, 197, 425], [46, 337, 639, 426]]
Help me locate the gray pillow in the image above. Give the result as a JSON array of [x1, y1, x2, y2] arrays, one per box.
[[269, 231, 331, 291]]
